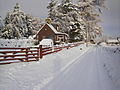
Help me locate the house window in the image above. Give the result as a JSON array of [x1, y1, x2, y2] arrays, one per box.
[[61, 39, 64, 42]]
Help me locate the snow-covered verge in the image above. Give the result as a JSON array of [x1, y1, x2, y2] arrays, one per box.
[[0, 39, 36, 48], [0, 44, 90, 90], [101, 45, 120, 88]]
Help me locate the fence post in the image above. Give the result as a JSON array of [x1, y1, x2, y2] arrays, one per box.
[[39, 45, 43, 59], [37, 47, 39, 61], [26, 47, 29, 62]]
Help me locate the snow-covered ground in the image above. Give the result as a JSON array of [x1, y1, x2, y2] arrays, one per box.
[[0, 44, 120, 90], [0, 39, 36, 48]]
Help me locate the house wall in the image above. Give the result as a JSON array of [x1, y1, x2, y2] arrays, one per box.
[[36, 24, 56, 43], [35, 24, 69, 44]]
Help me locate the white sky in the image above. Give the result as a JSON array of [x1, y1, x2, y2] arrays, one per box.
[[0, 0, 120, 37], [101, 0, 120, 37]]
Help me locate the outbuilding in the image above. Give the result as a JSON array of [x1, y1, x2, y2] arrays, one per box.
[[34, 23, 69, 44]]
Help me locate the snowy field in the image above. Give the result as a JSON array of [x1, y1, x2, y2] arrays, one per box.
[[0, 44, 120, 90], [0, 39, 36, 48]]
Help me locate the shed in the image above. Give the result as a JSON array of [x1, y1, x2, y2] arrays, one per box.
[[34, 23, 69, 44]]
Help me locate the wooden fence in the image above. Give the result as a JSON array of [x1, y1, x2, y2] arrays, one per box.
[[0, 42, 82, 65]]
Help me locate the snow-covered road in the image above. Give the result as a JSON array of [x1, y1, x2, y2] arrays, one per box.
[[41, 45, 120, 90]]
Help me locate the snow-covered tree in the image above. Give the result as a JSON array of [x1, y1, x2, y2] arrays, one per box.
[[0, 16, 4, 37], [0, 16, 4, 27], [76, 0, 106, 42], [47, 0, 106, 42], [47, 0, 57, 20], [0, 3, 41, 39], [25, 14, 41, 37], [47, 0, 85, 42]]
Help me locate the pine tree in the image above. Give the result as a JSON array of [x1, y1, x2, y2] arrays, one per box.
[[0, 16, 4, 27], [47, 0, 106, 42], [47, 0, 57, 20], [56, 0, 73, 32], [47, 0, 84, 42], [0, 16, 4, 37], [77, 0, 105, 42], [1, 3, 40, 39]]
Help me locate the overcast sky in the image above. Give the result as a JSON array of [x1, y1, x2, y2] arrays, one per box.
[[0, 0, 120, 37]]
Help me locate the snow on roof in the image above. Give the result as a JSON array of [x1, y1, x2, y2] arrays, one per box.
[[107, 39, 119, 42], [34, 23, 69, 38], [47, 24, 60, 34], [36, 23, 60, 34], [40, 39, 53, 47], [47, 24, 69, 36], [36, 23, 68, 35]]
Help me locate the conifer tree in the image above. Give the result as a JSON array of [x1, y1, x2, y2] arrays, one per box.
[[1, 3, 40, 39], [47, 0, 57, 21], [47, 0, 106, 42], [77, 0, 105, 42], [47, 0, 84, 42]]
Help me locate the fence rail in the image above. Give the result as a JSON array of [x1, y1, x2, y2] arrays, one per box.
[[0, 42, 82, 65]]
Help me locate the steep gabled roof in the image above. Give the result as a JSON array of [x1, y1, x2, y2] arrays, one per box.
[[47, 24, 60, 34], [107, 39, 119, 43], [47, 24, 69, 37], [35, 23, 69, 38], [36, 23, 62, 35]]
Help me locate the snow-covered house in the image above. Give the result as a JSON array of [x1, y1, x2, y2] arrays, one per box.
[[107, 39, 119, 45], [34, 23, 69, 44]]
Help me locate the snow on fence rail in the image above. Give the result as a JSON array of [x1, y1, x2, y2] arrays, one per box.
[[0, 42, 82, 65], [0, 47, 40, 64]]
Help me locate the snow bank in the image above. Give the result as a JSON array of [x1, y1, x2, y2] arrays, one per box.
[[102, 46, 120, 88], [0, 39, 37, 48], [0, 44, 90, 90]]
